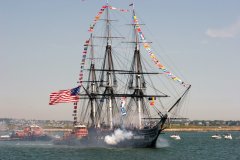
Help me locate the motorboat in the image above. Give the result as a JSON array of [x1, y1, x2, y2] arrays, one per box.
[[170, 134, 181, 140], [211, 134, 222, 139], [0, 134, 11, 140], [223, 134, 232, 140]]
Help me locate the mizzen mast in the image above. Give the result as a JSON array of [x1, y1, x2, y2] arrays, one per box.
[[129, 4, 146, 129]]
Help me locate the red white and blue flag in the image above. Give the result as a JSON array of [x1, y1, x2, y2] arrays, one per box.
[[49, 87, 80, 105]]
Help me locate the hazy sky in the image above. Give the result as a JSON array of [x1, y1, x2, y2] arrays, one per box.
[[0, 0, 240, 121]]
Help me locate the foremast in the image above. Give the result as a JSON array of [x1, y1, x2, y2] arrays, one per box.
[[87, 34, 98, 127]]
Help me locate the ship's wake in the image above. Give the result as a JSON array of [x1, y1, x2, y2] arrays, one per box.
[[156, 137, 170, 148]]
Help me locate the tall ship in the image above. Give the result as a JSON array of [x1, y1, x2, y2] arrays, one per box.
[[49, 1, 191, 148]]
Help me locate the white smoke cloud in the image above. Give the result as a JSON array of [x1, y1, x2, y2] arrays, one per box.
[[104, 129, 133, 145], [206, 18, 240, 38]]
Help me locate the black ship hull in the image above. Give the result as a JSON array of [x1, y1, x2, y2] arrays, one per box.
[[54, 120, 165, 148]]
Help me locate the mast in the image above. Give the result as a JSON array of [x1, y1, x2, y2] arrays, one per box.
[[106, 1, 112, 130], [89, 34, 97, 126], [98, 0, 116, 130]]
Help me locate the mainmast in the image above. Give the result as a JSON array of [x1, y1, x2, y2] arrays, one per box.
[[99, 1, 116, 130], [106, 1, 113, 130]]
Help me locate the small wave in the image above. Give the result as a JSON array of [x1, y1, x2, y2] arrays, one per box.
[[15, 142, 53, 146]]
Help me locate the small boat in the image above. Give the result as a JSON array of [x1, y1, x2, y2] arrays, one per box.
[[54, 124, 89, 145], [9, 125, 52, 141], [223, 134, 232, 140], [211, 134, 222, 139], [53, 135, 61, 140], [170, 134, 181, 140], [0, 134, 11, 140]]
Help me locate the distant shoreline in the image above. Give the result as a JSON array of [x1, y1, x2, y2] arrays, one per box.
[[42, 126, 240, 132], [164, 126, 240, 132]]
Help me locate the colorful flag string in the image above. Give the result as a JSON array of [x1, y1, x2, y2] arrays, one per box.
[[109, 6, 129, 12], [88, 5, 107, 32], [88, 5, 129, 33], [78, 39, 90, 87], [68, 39, 90, 123], [133, 15, 188, 87]]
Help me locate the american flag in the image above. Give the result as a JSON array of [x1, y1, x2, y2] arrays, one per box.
[[49, 87, 80, 105]]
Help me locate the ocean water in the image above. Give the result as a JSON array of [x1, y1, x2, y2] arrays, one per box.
[[0, 131, 240, 160]]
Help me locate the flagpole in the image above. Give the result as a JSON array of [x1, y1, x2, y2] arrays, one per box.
[[132, 0, 135, 9]]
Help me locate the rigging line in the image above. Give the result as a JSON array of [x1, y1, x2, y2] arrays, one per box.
[[112, 97, 119, 115], [112, 46, 132, 93], [117, 43, 132, 93], [110, 47, 134, 93], [138, 39, 181, 97], [80, 98, 90, 124], [110, 20, 127, 39], [78, 99, 86, 120], [99, 102, 107, 126], [147, 99, 164, 117], [141, 55, 169, 96], [134, 10, 189, 87], [109, 6, 132, 44], [126, 97, 137, 125], [92, 98, 100, 124], [142, 50, 178, 98], [123, 34, 136, 93], [148, 42, 187, 83], [145, 77, 166, 110], [95, 93, 105, 123], [111, 49, 126, 67], [111, 42, 124, 49], [175, 91, 190, 119], [112, 5, 131, 26], [95, 40, 105, 84], [167, 85, 191, 114], [99, 89, 114, 125], [95, 90, 106, 114], [125, 97, 133, 114], [183, 89, 191, 115], [111, 45, 133, 64], [149, 98, 163, 114], [135, 12, 188, 82], [168, 103, 187, 120], [114, 76, 127, 93], [142, 99, 152, 119]]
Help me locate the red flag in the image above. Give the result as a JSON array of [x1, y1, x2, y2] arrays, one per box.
[[49, 87, 80, 105], [150, 101, 154, 106]]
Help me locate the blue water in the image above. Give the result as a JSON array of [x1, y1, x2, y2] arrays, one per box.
[[0, 131, 240, 160]]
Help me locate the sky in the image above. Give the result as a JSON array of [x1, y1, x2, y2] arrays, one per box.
[[0, 0, 240, 121]]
